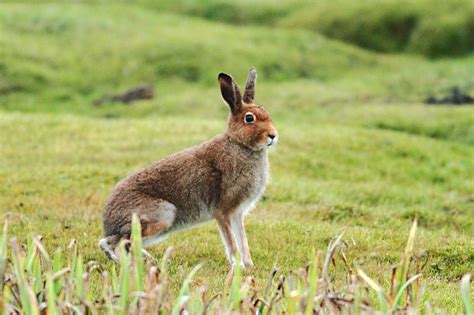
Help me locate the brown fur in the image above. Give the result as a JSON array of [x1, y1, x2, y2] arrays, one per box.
[[100, 68, 278, 267]]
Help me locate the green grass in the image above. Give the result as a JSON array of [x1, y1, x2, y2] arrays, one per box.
[[6, 214, 469, 313], [1, 109, 472, 311], [0, 1, 473, 313]]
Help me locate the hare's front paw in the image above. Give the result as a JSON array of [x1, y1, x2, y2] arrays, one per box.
[[231, 258, 253, 269], [242, 257, 254, 269]]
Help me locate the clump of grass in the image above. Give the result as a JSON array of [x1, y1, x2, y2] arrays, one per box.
[[0, 216, 471, 313], [407, 12, 474, 58], [280, 0, 474, 57]]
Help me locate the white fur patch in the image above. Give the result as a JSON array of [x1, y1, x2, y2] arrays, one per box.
[[99, 238, 119, 261], [171, 210, 214, 231], [235, 187, 264, 217], [142, 233, 169, 248], [143, 210, 214, 248]]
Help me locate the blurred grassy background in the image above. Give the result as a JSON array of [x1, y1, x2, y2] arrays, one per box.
[[0, 1, 473, 312]]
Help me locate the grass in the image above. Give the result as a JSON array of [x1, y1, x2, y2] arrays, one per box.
[[1, 109, 472, 312], [1, 215, 472, 313], [0, 1, 473, 313]]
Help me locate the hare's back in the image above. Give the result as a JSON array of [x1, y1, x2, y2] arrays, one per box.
[[121, 145, 221, 219]]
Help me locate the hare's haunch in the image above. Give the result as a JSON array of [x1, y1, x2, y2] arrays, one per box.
[[99, 69, 278, 267]]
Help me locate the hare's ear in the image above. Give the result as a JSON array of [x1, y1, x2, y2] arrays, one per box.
[[243, 68, 257, 104], [218, 73, 242, 114]]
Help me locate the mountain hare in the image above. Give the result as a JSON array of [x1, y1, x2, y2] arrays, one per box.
[[99, 68, 278, 268]]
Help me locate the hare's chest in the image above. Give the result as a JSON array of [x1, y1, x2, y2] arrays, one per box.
[[235, 166, 268, 217], [235, 184, 265, 217]]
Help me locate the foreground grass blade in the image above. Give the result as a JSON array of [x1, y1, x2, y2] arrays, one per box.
[[392, 273, 422, 311], [358, 269, 388, 314], [75, 255, 84, 301], [393, 219, 417, 307], [131, 214, 144, 310], [173, 263, 202, 314], [305, 249, 320, 315], [53, 249, 63, 296], [118, 242, 131, 315], [227, 254, 242, 310], [461, 273, 473, 315], [46, 273, 59, 314], [0, 219, 8, 301], [287, 290, 300, 315], [323, 233, 344, 282]]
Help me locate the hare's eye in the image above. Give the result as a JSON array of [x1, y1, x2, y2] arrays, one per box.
[[244, 112, 256, 124]]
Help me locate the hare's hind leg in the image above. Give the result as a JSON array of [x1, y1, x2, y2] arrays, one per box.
[[100, 199, 176, 261], [140, 199, 177, 249]]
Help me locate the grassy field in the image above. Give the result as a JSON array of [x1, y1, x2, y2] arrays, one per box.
[[1, 1, 473, 313]]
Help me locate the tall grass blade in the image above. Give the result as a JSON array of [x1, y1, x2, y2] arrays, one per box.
[[179, 263, 203, 298], [259, 265, 278, 314], [358, 269, 388, 314], [305, 249, 320, 315], [172, 296, 189, 315], [0, 219, 9, 304], [111, 264, 119, 294], [227, 254, 242, 310], [118, 242, 131, 315], [461, 273, 473, 315], [75, 255, 84, 301], [53, 248, 63, 295], [32, 254, 42, 298], [33, 236, 50, 266], [173, 263, 202, 314], [46, 273, 59, 315], [24, 236, 35, 273], [392, 273, 422, 311], [323, 233, 344, 281], [287, 290, 299, 315], [393, 219, 417, 306], [67, 240, 78, 279], [53, 248, 63, 273], [33, 236, 51, 297], [131, 214, 144, 310], [101, 271, 114, 315]]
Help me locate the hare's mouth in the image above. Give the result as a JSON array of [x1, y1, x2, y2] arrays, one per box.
[[266, 137, 278, 147]]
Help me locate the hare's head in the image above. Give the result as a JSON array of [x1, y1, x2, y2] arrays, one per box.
[[218, 68, 278, 151]]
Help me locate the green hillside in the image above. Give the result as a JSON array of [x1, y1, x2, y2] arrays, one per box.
[[1, 2, 474, 116]]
